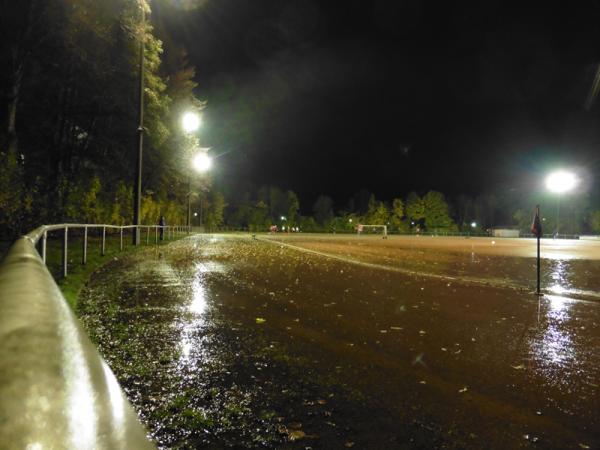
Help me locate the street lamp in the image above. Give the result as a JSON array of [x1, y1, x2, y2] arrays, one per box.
[[545, 170, 577, 236], [181, 111, 204, 229], [470, 221, 477, 228], [192, 152, 212, 173], [190, 150, 212, 229], [182, 111, 201, 133]]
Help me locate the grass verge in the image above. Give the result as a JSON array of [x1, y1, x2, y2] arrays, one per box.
[[32, 229, 190, 310]]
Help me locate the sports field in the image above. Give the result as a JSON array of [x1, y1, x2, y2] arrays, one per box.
[[80, 233, 600, 448], [264, 233, 600, 299]]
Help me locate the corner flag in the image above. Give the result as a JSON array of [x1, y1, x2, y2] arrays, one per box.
[[531, 205, 542, 238]]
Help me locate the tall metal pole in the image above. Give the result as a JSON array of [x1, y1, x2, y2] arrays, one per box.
[[133, 5, 146, 245], [556, 195, 560, 236], [536, 228, 541, 295], [187, 172, 191, 228]]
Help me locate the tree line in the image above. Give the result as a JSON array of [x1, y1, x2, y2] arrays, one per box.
[[0, 0, 207, 238], [221, 186, 600, 236]]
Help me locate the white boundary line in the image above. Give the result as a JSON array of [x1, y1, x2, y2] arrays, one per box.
[[257, 237, 600, 301]]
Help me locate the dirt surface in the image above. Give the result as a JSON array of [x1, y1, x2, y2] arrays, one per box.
[[79, 234, 600, 449]]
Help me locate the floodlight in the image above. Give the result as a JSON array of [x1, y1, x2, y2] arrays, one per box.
[[545, 171, 577, 193], [182, 112, 201, 133], [192, 153, 212, 172]]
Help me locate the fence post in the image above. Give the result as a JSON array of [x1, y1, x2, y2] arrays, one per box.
[[102, 227, 106, 256], [146, 226, 149, 245], [83, 226, 88, 265], [62, 227, 68, 278], [120, 227, 124, 251], [41, 230, 47, 263], [155, 226, 158, 244]]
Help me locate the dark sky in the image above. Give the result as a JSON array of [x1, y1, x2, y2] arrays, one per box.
[[157, 0, 600, 208]]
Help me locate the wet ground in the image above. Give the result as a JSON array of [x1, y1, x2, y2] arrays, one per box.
[[79, 234, 600, 449]]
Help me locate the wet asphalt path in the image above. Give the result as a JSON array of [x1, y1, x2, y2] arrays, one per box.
[[79, 234, 599, 449]]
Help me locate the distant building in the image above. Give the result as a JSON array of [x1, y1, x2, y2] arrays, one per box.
[[492, 228, 520, 238]]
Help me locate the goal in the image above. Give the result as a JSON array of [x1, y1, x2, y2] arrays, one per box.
[[357, 224, 388, 239]]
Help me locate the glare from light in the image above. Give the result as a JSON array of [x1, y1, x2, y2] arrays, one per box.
[[193, 212, 198, 217], [281, 216, 286, 221], [470, 221, 477, 228], [182, 111, 201, 133], [192, 153, 212, 172], [349, 218, 353, 223], [545, 171, 577, 193]]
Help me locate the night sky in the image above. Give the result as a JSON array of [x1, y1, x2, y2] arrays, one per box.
[[157, 1, 600, 208]]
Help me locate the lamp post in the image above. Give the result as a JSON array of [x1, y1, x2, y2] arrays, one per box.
[[191, 151, 212, 229], [181, 111, 202, 228], [133, 3, 147, 245], [545, 170, 577, 237]]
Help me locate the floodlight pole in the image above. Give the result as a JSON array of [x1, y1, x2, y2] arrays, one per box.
[[555, 195, 561, 236], [133, 5, 146, 245], [187, 172, 191, 228]]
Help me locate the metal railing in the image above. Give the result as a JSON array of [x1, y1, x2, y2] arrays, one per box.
[[28, 224, 190, 278], [0, 223, 190, 449]]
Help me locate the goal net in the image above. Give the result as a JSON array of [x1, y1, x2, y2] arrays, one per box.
[[357, 224, 388, 238]]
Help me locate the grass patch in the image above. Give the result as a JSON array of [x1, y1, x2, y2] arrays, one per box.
[[3, 228, 191, 310]]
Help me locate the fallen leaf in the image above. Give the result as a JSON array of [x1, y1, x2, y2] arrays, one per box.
[[511, 364, 525, 370], [458, 386, 468, 393], [288, 430, 305, 441], [345, 442, 355, 448], [255, 317, 266, 324]]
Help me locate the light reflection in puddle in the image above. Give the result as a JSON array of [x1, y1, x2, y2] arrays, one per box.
[[179, 263, 211, 364], [530, 294, 578, 384]]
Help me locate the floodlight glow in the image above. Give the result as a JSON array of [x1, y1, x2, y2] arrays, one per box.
[[192, 153, 212, 172], [182, 112, 201, 133], [471, 221, 477, 228], [545, 171, 577, 193]]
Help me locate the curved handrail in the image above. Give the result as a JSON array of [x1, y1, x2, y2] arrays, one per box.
[[0, 222, 190, 449]]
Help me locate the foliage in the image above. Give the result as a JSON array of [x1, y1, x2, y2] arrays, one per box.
[[205, 192, 227, 231], [0, 0, 203, 237], [364, 195, 389, 225], [313, 195, 334, 226], [405, 192, 425, 226], [422, 191, 456, 231], [390, 198, 407, 232], [588, 211, 600, 234]]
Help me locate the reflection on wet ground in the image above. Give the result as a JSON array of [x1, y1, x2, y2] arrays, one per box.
[[79, 235, 600, 449]]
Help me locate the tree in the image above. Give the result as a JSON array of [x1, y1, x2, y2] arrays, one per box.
[[390, 198, 408, 232], [313, 195, 334, 226], [205, 191, 227, 231], [588, 211, 600, 234], [405, 192, 425, 226], [249, 200, 270, 232], [286, 190, 300, 227], [364, 194, 389, 225], [422, 191, 456, 231]]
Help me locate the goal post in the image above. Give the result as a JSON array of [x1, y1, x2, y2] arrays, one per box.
[[357, 224, 388, 239]]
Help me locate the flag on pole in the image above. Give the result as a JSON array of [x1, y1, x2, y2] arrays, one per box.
[[531, 205, 542, 238]]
